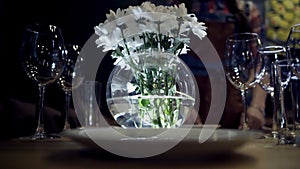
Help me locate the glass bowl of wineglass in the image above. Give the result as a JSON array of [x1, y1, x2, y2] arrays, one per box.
[[258, 45, 287, 137], [57, 44, 84, 130], [286, 23, 300, 60]]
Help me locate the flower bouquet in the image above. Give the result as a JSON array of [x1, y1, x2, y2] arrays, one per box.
[[94, 1, 207, 128]]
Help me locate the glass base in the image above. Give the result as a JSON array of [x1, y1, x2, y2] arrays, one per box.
[[19, 132, 60, 140], [271, 130, 278, 138], [240, 122, 249, 131], [63, 122, 71, 130], [261, 131, 278, 139], [277, 131, 298, 145]]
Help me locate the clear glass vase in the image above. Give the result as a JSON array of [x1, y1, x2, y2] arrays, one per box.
[[106, 51, 197, 128]]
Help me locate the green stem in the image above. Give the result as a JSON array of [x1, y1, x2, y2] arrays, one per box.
[[119, 26, 130, 56], [146, 33, 154, 50], [156, 21, 162, 51], [139, 109, 144, 128], [176, 17, 183, 38], [142, 33, 146, 52], [154, 98, 163, 127], [164, 72, 168, 95]]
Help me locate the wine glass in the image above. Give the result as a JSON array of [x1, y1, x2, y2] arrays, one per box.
[[223, 32, 264, 130], [57, 44, 84, 130], [258, 46, 287, 138], [286, 23, 300, 60], [286, 23, 300, 132], [19, 23, 66, 139]]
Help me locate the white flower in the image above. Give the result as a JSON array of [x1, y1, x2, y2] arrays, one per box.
[[105, 10, 117, 23], [128, 6, 143, 16], [156, 5, 170, 13], [95, 27, 123, 51], [125, 37, 144, 51], [136, 13, 160, 34], [190, 21, 207, 39], [105, 8, 126, 23], [175, 3, 187, 17], [140, 1, 156, 12], [94, 1, 207, 55]]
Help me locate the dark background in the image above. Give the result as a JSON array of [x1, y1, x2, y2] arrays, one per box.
[[0, 0, 141, 105], [0, 0, 143, 138]]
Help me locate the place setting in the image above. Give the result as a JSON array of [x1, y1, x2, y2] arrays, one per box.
[[55, 1, 267, 159]]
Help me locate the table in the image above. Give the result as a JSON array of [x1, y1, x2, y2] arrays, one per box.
[[0, 134, 299, 169]]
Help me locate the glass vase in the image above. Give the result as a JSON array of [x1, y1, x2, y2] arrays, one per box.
[[106, 51, 197, 128]]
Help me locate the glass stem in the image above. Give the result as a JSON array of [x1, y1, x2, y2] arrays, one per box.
[[270, 92, 278, 137], [35, 85, 46, 136], [241, 90, 249, 130], [64, 91, 71, 130]]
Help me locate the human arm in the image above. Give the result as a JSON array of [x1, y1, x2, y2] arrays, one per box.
[[246, 85, 267, 130]]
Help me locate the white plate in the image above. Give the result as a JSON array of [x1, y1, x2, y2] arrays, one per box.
[[63, 126, 261, 158]]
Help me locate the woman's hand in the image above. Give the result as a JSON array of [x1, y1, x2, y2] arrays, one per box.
[[247, 104, 265, 129], [243, 85, 267, 130]]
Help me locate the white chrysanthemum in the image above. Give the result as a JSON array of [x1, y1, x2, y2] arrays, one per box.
[[94, 1, 207, 54], [155, 5, 170, 13], [190, 21, 207, 39], [175, 3, 187, 17], [105, 8, 127, 23], [125, 37, 144, 52], [140, 1, 156, 12], [96, 27, 123, 51], [94, 23, 107, 36]]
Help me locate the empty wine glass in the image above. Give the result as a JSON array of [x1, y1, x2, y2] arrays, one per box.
[[286, 23, 300, 133], [258, 46, 287, 138], [286, 23, 300, 60], [57, 44, 84, 130], [223, 32, 264, 130], [19, 23, 66, 140]]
